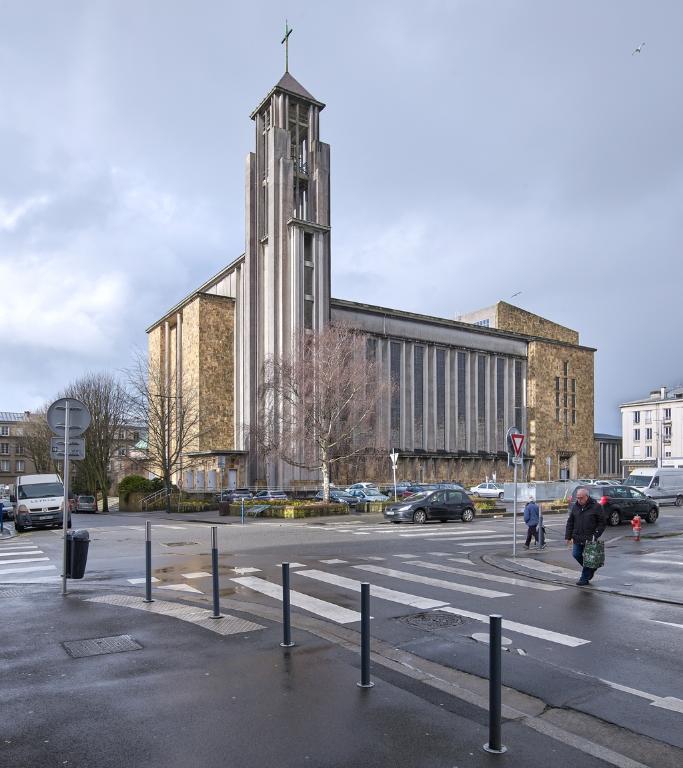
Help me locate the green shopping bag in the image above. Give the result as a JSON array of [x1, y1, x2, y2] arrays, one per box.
[[583, 540, 605, 570]]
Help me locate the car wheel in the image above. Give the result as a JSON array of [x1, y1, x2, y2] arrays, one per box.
[[675, 495, 683, 507], [646, 508, 659, 524], [461, 507, 475, 523], [413, 509, 427, 525], [607, 510, 621, 527], [498, 492, 504, 499], [15, 523, 24, 533]]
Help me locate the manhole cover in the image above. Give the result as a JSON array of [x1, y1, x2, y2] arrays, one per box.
[[398, 612, 467, 630], [162, 541, 198, 547], [62, 634, 143, 658]]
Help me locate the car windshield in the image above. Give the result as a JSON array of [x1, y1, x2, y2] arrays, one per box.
[[18, 482, 64, 500], [403, 492, 431, 502], [624, 475, 651, 488]]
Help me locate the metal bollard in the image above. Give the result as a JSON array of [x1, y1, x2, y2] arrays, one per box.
[[357, 582, 374, 688], [483, 614, 507, 754], [241, 497, 245, 525], [538, 509, 545, 548], [280, 563, 295, 648], [210, 525, 222, 619], [143, 521, 154, 603]]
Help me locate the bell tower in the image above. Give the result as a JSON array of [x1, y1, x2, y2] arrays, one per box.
[[239, 68, 331, 483]]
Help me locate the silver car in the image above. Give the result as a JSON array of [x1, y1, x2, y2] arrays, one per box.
[[468, 482, 504, 499], [75, 495, 98, 512]]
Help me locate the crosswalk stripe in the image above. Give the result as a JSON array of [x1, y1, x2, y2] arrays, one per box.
[[128, 577, 160, 584], [0, 565, 57, 575], [407, 561, 565, 591], [351, 565, 511, 598], [437, 607, 589, 647], [446, 558, 473, 565], [233, 567, 261, 575], [0, 557, 50, 566], [398, 532, 511, 539], [638, 558, 683, 566], [158, 583, 203, 594], [232, 576, 362, 624], [154, 525, 187, 530], [182, 571, 212, 579], [320, 559, 347, 564], [296, 569, 448, 610], [0, 548, 43, 556], [504, 559, 581, 579]]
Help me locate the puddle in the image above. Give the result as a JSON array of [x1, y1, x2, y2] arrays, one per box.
[[219, 587, 236, 597]]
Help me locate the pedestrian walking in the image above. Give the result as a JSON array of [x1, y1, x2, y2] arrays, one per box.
[[523, 499, 540, 548], [565, 487, 606, 586]]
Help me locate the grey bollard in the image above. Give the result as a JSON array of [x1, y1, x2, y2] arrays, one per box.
[[143, 521, 154, 603], [483, 614, 507, 754], [357, 582, 374, 688], [280, 563, 295, 648], [210, 526, 222, 619]]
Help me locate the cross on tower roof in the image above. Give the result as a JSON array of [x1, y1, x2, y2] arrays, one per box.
[[281, 20, 293, 73]]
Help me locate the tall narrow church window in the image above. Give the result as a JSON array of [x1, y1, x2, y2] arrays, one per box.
[[457, 352, 467, 450], [414, 346, 424, 449], [436, 349, 446, 450], [390, 342, 402, 449], [514, 360, 523, 432], [496, 358, 505, 450], [304, 299, 314, 330], [477, 355, 487, 450]]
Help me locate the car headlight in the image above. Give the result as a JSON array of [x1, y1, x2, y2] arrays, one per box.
[[18, 504, 28, 513]]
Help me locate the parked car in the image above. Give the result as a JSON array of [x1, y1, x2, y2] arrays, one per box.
[[569, 484, 659, 526], [314, 490, 359, 506], [345, 482, 379, 493], [384, 489, 476, 524], [214, 488, 253, 503], [349, 488, 389, 502], [74, 495, 97, 513], [253, 490, 288, 501], [469, 482, 504, 499]]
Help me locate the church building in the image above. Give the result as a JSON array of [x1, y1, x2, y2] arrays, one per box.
[[147, 68, 597, 492]]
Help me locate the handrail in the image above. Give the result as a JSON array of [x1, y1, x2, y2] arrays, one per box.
[[141, 488, 171, 510]]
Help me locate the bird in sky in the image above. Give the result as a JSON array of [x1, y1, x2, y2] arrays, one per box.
[[632, 42, 645, 55]]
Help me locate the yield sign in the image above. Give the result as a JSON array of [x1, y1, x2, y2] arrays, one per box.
[[511, 433, 525, 457]]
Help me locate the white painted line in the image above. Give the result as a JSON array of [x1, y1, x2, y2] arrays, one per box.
[[637, 558, 683, 566], [232, 567, 261, 575], [598, 678, 683, 714], [297, 569, 448, 610], [0, 565, 57, 575], [360, 556, 386, 561], [158, 583, 204, 594], [651, 620, 683, 630], [447, 558, 475, 565], [426, 552, 452, 557], [397, 529, 498, 538], [438, 607, 589, 647], [351, 531, 372, 535], [392, 554, 418, 558], [320, 559, 347, 564], [504, 558, 580, 579], [125, 526, 145, 531], [182, 571, 212, 579], [452, 540, 527, 546], [0, 557, 50, 566], [154, 525, 187, 530], [351, 565, 511, 598], [285, 563, 306, 569], [2, 575, 60, 583], [128, 577, 160, 584], [232, 576, 361, 624], [408, 561, 565, 591], [400, 532, 513, 540], [0, 549, 42, 556]]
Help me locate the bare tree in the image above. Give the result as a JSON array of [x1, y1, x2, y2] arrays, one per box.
[[258, 325, 389, 501], [17, 408, 58, 474], [126, 353, 205, 513], [62, 372, 130, 512]]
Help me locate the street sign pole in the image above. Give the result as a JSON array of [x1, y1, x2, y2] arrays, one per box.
[[62, 400, 70, 596], [512, 459, 517, 558]]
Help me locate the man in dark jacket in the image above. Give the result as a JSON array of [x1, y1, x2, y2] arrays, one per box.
[[565, 487, 606, 586]]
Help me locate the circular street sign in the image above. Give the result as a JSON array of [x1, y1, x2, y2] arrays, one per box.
[[47, 398, 91, 438]]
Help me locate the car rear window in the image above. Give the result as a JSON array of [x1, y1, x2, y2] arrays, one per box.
[[79, 496, 95, 503]]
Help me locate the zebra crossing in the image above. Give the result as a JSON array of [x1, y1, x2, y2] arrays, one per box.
[[0, 537, 59, 583]]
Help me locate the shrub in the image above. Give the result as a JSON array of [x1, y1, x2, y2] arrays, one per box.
[[119, 475, 156, 495]]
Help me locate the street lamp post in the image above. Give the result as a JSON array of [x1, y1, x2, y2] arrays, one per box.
[[389, 449, 399, 502]]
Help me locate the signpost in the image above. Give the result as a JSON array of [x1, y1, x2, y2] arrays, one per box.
[[389, 450, 399, 502], [506, 427, 525, 557], [47, 398, 90, 596]]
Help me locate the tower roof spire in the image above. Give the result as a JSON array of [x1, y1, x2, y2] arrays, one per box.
[[281, 20, 293, 73]]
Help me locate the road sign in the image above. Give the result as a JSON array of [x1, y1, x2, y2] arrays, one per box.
[[511, 455, 523, 465], [47, 398, 91, 438], [510, 433, 524, 457], [51, 437, 85, 461]]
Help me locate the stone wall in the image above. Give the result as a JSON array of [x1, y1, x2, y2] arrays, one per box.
[[496, 302, 579, 345]]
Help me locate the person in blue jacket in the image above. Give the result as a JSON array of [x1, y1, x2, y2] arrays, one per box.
[[523, 499, 540, 548]]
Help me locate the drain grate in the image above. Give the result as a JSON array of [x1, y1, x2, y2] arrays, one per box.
[[398, 611, 468, 630], [162, 541, 198, 547], [62, 634, 143, 658]]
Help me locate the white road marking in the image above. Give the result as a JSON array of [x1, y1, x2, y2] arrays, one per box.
[[158, 583, 203, 594], [0, 565, 57, 575], [505, 558, 582, 579], [154, 525, 187, 530], [0, 557, 50, 565], [128, 577, 160, 584], [426, 552, 452, 557], [182, 571, 212, 579], [233, 567, 261, 575], [397, 529, 498, 538], [438, 607, 589, 647], [285, 563, 306, 569], [232, 576, 362, 624], [408, 561, 565, 591], [637, 558, 683, 566], [0, 548, 43, 556], [392, 554, 418, 558], [651, 620, 683, 630], [598, 678, 683, 714], [400, 532, 513, 540], [320, 559, 347, 564], [296, 569, 448, 610], [351, 531, 372, 535], [447, 558, 475, 565], [351, 565, 511, 598], [360, 556, 386, 561]]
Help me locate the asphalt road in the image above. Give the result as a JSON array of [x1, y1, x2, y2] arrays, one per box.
[[3, 507, 683, 755]]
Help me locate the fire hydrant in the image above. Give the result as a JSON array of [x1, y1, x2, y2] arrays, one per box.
[[631, 514, 642, 541]]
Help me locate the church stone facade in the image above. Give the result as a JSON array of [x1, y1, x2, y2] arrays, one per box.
[[147, 71, 597, 492]]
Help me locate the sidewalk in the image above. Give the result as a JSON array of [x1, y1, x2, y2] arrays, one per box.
[[1, 582, 656, 768]]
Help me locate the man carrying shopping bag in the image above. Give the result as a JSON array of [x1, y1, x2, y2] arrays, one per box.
[[565, 487, 606, 586]]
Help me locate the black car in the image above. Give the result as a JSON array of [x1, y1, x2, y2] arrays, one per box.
[[384, 489, 476, 524], [569, 484, 659, 526], [315, 490, 359, 506], [215, 488, 253, 503]]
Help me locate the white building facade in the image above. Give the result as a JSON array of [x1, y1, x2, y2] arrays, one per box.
[[620, 386, 683, 472]]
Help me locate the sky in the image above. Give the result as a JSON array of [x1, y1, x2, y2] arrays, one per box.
[[1, 1, 681, 433]]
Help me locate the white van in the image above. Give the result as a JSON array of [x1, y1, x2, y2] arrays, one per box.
[[14, 473, 69, 532], [624, 468, 683, 506]]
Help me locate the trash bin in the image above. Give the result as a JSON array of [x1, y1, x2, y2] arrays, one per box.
[[66, 529, 90, 579], [218, 501, 230, 517]]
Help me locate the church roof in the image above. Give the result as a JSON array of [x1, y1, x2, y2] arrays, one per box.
[[250, 72, 325, 119]]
